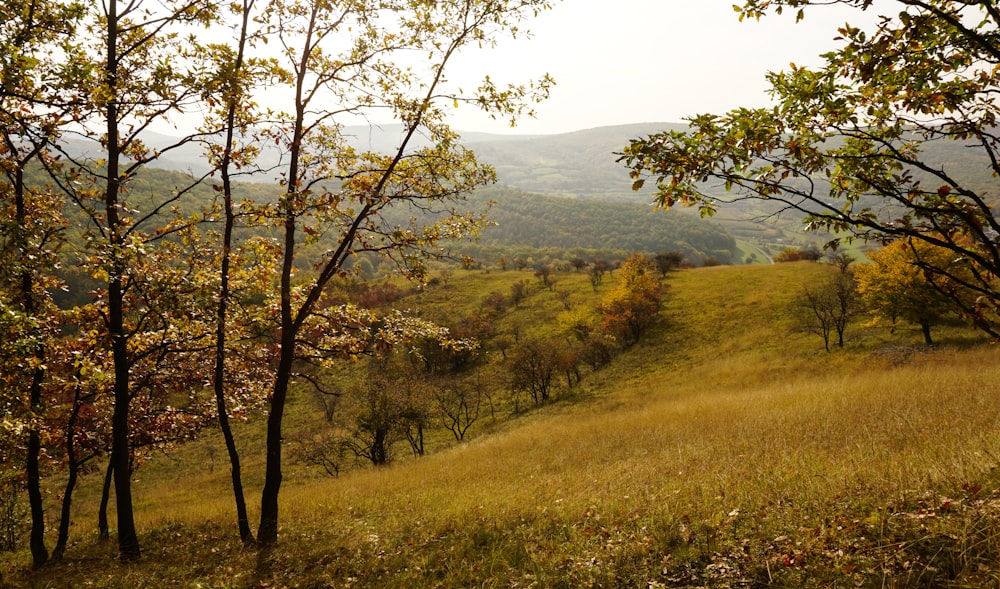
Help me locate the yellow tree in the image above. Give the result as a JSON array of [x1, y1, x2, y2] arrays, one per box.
[[61, 0, 221, 561], [855, 238, 972, 345], [599, 253, 663, 347]]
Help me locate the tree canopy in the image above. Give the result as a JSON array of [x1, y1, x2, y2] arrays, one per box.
[[854, 238, 969, 344], [620, 0, 1000, 336]]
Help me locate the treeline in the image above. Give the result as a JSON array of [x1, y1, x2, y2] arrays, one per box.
[[39, 166, 738, 307]]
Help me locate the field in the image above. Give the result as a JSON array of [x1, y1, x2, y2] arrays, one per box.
[[6, 262, 1000, 588]]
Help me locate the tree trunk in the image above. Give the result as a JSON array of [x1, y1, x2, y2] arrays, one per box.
[[16, 165, 48, 568], [214, 112, 253, 544], [98, 459, 112, 541], [26, 427, 47, 568], [104, 0, 139, 560], [257, 341, 294, 546], [52, 454, 79, 561], [217, 387, 253, 544], [921, 321, 934, 346], [214, 0, 255, 547], [109, 268, 139, 562], [53, 391, 86, 561]]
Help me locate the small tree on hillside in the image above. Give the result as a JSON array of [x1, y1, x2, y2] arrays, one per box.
[[510, 279, 530, 307], [588, 259, 610, 292], [432, 374, 486, 442], [774, 246, 822, 263], [799, 264, 860, 352], [509, 338, 559, 406], [534, 264, 554, 290], [653, 251, 685, 276], [599, 253, 663, 347]]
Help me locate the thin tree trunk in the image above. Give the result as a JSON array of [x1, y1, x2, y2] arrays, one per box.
[[98, 459, 112, 541], [52, 454, 79, 561], [104, 0, 139, 560], [213, 0, 255, 546], [921, 321, 934, 346], [53, 387, 89, 561], [15, 164, 49, 568]]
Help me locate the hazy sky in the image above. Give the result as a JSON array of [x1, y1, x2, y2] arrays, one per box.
[[446, 0, 880, 134]]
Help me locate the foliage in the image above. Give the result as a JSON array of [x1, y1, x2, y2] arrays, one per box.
[[653, 251, 685, 275], [599, 253, 663, 347], [621, 0, 1000, 336], [773, 244, 822, 263], [0, 0, 559, 562], [0, 471, 25, 553], [0, 0, 86, 567], [245, 0, 556, 545], [508, 338, 560, 405], [855, 237, 972, 344], [459, 185, 740, 265]]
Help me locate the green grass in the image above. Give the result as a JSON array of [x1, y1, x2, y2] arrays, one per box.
[[7, 262, 1000, 588]]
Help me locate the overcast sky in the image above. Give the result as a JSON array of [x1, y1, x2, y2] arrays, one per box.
[[445, 0, 882, 135]]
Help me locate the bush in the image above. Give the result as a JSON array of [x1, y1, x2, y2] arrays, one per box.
[[774, 246, 822, 263]]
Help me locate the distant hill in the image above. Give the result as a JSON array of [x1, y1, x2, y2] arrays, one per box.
[[53, 121, 996, 269], [60, 122, 996, 204], [457, 185, 740, 265], [464, 122, 686, 201], [57, 123, 681, 202]]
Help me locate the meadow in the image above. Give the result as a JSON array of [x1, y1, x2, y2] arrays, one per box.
[[6, 262, 1000, 588]]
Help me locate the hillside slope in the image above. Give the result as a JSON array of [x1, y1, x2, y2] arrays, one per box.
[[9, 262, 1000, 588]]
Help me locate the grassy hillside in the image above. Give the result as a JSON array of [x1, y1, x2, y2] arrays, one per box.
[[7, 262, 1000, 588]]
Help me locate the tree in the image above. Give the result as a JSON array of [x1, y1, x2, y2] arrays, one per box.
[[251, 0, 553, 546], [773, 246, 822, 263], [588, 259, 610, 292], [534, 264, 554, 290], [339, 355, 438, 466], [197, 0, 275, 546], [653, 251, 685, 276], [0, 0, 86, 568], [432, 374, 486, 442], [798, 263, 860, 351], [855, 238, 970, 344], [509, 338, 559, 405], [621, 0, 1000, 337], [599, 253, 663, 347], [58, 0, 221, 560], [45, 307, 113, 561]]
